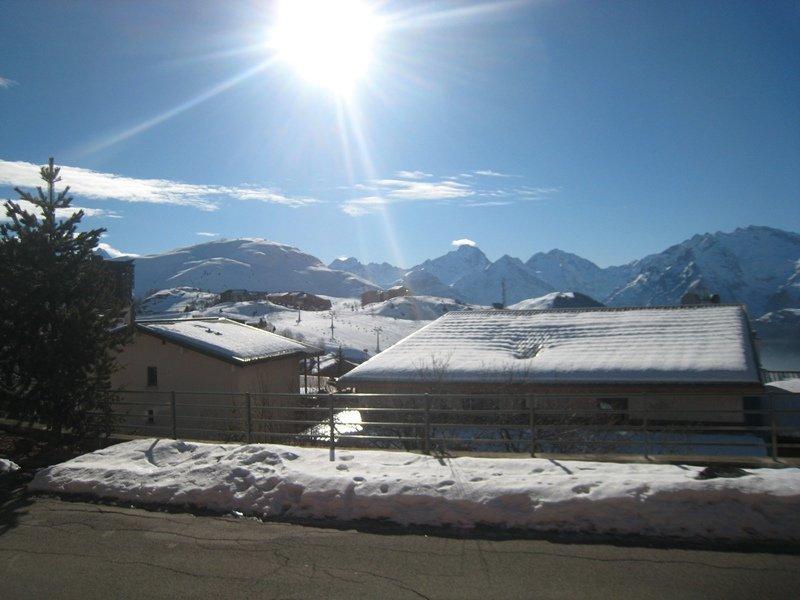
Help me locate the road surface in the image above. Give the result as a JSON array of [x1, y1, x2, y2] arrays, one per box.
[[1, 488, 798, 599]]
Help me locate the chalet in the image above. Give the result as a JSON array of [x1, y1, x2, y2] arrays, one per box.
[[337, 305, 764, 423], [113, 317, 322, 394], [112, 318, 323, 436]]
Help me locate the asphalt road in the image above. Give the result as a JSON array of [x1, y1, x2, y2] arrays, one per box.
[[1, 487, 799, 599]]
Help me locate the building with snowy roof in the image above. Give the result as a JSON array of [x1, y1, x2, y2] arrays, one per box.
[[336, 305, 764, 423], [113, 317, 322, 395]]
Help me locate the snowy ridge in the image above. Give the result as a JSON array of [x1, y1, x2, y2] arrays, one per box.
[[508, 291, 603, 310], [132, 238, 376, 298], [340, 305, 760, 385], [30, 439, 800, 542], [328, 257, 406, 288]]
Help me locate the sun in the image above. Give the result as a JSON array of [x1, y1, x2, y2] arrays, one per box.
[[270, 0, 382, 95]]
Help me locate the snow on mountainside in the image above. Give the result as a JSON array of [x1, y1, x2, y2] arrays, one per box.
[[526, 249, 632, 302], [328, 257, 406, 288], [369, 295, 479, 320], [452, 255, 554, 306], [138, 287, 220, 315], [605, 226, 800, 315], [508, 291, 604, 310], [410, 244, 491, 286], [400, 270, 460, 299], [766, 261, 800, 312], [132, 239, 377, 298]]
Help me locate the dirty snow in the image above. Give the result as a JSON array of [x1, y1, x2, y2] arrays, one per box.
[[1, 458, 20, 474], [30, 439, 800, 542]]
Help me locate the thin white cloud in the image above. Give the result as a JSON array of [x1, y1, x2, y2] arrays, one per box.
[[196, 231, 219, 237], [1, 199, 121, 221], [0, 160, 319, 212], [376, 179, 474, 201], [342, 178, 474, 216], [452, 238, 477, 247], [465, 201, 513, 207], [342, 196, 388, 216], [0, 77, 17, 89], [394, 170, 432, 180], [474, 169, 514, 178]]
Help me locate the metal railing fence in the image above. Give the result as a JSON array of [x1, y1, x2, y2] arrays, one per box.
[[103, 390, 800, 461]]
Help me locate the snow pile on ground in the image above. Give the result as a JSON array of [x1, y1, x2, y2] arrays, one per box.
[[1, 458, 20, 474], [31, 439, 800, 542]]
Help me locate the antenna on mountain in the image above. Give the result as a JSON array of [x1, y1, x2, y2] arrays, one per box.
[[501, 278, 507, 309]]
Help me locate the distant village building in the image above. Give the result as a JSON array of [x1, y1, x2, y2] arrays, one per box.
[[681, 291, 721, 306], [219, 289, 270, 303], [361, 285, 410, 307], [267, 291, 332, 311], [337, 305, 764, 424]]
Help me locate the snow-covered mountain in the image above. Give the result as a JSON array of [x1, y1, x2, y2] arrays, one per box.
[[508, 291, 604, 310], [400, 270, 460, 299], [328, 257, 406, 288], [766, 261, 800, 312], [526, 249, 632, 302], [132, 239, 376, 298], [452, 255, 554, 306], [410, 244, 491, 286], [605, 226, 800, 314]]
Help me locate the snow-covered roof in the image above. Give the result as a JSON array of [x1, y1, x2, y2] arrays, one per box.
[[339, 305, 761, 385], [137, 318, 322, 365], [766, 379, 800, 394]]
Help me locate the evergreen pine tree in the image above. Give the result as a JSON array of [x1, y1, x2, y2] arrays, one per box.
[[0, 158, 129, 440]]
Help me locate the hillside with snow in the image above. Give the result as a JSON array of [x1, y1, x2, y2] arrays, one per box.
[[132, 238, 376, 298], [142, 295, 478, 362], [508, 291, 604, 310]]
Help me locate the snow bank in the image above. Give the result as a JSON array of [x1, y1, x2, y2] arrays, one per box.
[[30, 439, 800, 542], [1, 458, 20, 474]]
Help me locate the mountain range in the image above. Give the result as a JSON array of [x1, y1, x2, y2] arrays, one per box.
[[332, 226, 800, 317], [123, 226, 800, 321]]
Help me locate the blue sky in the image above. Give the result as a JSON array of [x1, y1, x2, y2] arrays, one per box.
[[1, 0, 798, 268]]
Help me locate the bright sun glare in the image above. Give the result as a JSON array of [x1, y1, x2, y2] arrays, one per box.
[[270, 0, 381, 94]]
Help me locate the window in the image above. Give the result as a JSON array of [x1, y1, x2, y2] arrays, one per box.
[[146, 366, 158, 387]]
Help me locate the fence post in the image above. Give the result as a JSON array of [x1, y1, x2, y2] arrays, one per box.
[[329, 394, 336, 461], [170, 391, 177, 439], [423, 394, 431, 455], [529, 398, 536, 457], [245, 393, 252, 444], [770, 398, 778, 461]]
